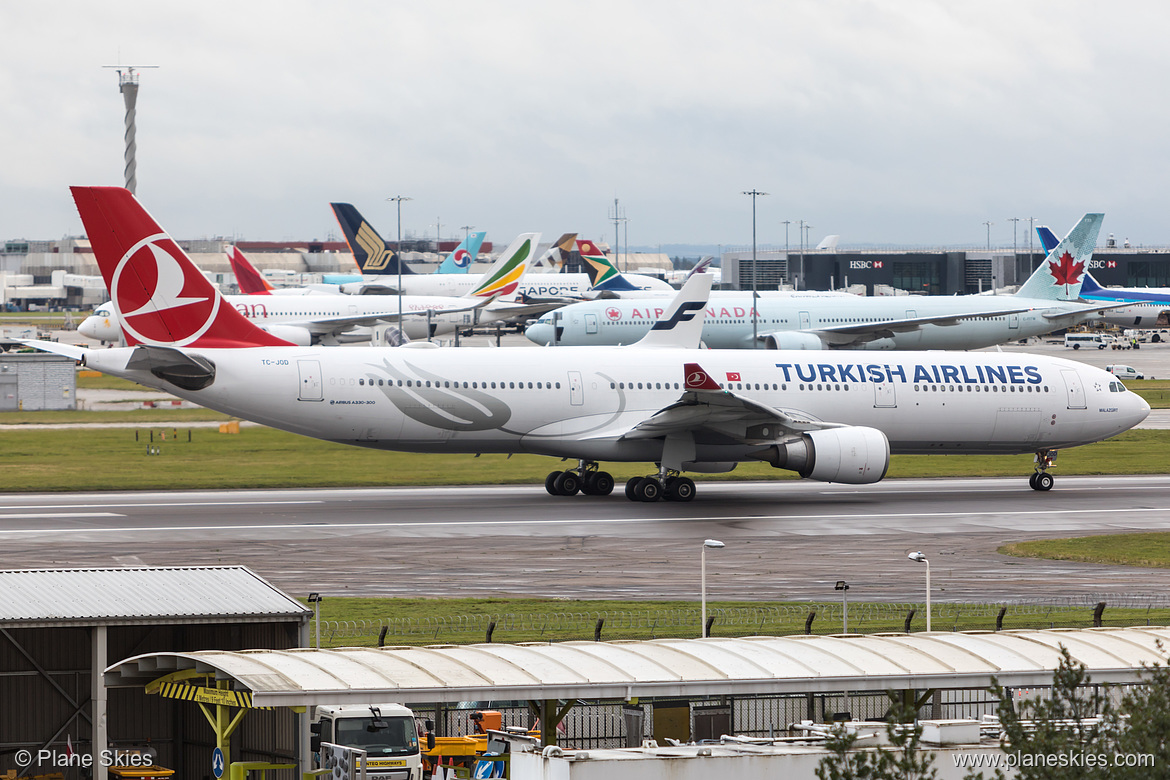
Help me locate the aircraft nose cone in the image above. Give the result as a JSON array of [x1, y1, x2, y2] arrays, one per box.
[[78, 317, 100, 338], [525, 321, 552, 345]]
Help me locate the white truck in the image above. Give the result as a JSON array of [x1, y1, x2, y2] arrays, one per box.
[[311, 704, 426, 780]]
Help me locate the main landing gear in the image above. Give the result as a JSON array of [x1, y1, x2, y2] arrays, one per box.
[[545, 460, 615, 497], [625, 468, 696, 503], [1029, 449, 1057, 491]]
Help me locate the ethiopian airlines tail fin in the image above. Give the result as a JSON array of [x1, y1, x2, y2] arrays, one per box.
[[464, 233, 541, 301], [330, 202, 414, 276], [631, 273, 712, 349], [1014, 213, 1103, 301], [578, 239, 643, 292], [437, 231, 487, 274], [70, 187, 293, 348], [227, 246, 275, 295]]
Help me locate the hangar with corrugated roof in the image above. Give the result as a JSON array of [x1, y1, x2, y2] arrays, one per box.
[[0, 567, 310, 780]]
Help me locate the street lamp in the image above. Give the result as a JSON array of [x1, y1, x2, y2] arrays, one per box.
[[983, 221, 993, 251], [307, 592, 324, 648], [908, 552, 930, 632], [835, 580, 850, 633], [742, 190, 768, 349], [701, 539, 725, 637], [386, 196, 412, 337]]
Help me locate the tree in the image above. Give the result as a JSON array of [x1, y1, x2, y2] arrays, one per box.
[[815, 702, 938, 780]]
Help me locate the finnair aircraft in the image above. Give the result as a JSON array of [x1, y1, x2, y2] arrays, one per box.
[[330, 202, 674, 298], [78, 231, 551, 346], [527, 214, 1114, 350], [40, 188, 1148, 499]]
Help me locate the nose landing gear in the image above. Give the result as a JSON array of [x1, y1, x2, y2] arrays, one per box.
[[1029, 449, 1057, 491]]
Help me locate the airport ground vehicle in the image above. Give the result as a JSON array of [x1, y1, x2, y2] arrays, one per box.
[[1106, 365, 1144, 380], [311, 704, 424, 780], [1064, 332, 1108, 350]]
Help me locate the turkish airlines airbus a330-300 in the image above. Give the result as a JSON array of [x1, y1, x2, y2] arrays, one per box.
[[33, 187, 1149, 501]]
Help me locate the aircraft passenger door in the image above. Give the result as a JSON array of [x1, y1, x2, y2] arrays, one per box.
[[585, 314, 599, 334], [348, 304, 358, 316], [298, 359, 323, 402], [568, 370, 584, 406], [1060, 369, 1086, 409], [799, 311, 811, 329], [906, 309, 917, 320], [873, 381, 896, 408], [1009, 313, 1020, 330]]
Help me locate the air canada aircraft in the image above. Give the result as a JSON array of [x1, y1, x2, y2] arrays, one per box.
[[1035, 225, 1170, 330], [78, 231, 551, 346], [526, 213, 1118, 350], [39, 188, 1148, 500], [330, 202, 674, 298]]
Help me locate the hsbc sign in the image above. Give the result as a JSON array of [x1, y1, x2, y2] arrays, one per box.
[[1087, 260, 1118, 269], [849, 260, 884, 270]]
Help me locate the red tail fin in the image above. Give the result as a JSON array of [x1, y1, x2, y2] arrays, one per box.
[[71, 187, 292, 347], [227, 246, 275, 295]]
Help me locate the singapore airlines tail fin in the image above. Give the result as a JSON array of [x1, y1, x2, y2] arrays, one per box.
[[330, 202, 413, 276], [578, 239, 643, 292], [227, 246, 275, 295], [1014, 213, 1103, 301], [464, 232, 541, 301], [70, 186, 293, 348], [631, 273, 712, 349], [437, 231, 487, 274]]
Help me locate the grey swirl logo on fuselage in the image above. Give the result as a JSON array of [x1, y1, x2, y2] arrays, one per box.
[[366, 359, 629, 437], [370, 358, 512, 431]]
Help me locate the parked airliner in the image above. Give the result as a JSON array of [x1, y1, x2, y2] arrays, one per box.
[[39, 188, 1147, 500], [330, 203, 674, 298], [78, 231, 552, 346], [526, 214, 1115, 350]]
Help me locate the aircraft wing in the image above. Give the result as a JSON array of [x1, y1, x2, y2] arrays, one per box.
[[1041, 301, 1140, 321], [611, 362, 840, 445], [288, 298, 497, 336]]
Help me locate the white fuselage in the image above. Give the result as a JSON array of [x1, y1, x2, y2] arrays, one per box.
[[526, 293, 1101, 350], [81, 346, 1147, 465], [80, 293, 520, 345], [352, 271, 674, 299]]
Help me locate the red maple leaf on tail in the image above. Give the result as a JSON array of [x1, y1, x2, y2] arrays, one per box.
[[1048, 250, 1085, 287]]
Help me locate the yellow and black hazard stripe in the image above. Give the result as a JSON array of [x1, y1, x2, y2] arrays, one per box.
[[156, 682, 259, 708]]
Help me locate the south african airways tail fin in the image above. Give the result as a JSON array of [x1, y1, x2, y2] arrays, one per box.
[[631, 273, 712, 349], [578, 239, 642, 292], [71, 186, 293, 348], [1014, 213, 1103, 301], [330, 202, 414, 276], [437, 231, 487, 274]]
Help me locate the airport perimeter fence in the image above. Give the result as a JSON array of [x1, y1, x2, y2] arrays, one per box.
[[315, 593, 1170, 648]]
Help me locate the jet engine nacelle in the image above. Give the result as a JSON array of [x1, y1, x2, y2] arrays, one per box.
[[756, 426, 890, 484], [261, 325, 313, 346], [764, 332, 826, 350]]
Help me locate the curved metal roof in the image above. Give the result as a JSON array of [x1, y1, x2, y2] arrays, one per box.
[[105, 627, 1170, 706]]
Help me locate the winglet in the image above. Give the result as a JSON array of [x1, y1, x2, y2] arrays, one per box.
[[630, 274, 712, 348], [1015, 213, 1103, 301], [683, 362, 722, 391], [71, 186, 294, 348]]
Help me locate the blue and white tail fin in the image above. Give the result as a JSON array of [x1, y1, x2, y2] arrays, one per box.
[[437, 231, 486, 274], [631, 274, 712, 349], [330, 202, 414, 276], [1014, 213, 1103, 301], [1036, 225, 1060, 255]]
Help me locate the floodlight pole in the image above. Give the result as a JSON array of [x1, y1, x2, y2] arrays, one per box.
[[743, 190, 768, 348], [387, 196, 412, 337], [701, 539, 725, 637]]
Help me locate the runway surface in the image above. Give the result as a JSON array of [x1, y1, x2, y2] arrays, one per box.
[[3, 475, 1169, 604]]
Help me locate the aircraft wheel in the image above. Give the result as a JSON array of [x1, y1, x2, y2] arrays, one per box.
[[1028, 472, 1038, 490], [545, 471, 563, 496], [635, 478, 662, 502], [625, 477, 643, 501], [586, 471, 615, 496], [1034, 472, 1054, 492], [665, 476, 696, 502], [554, 471, 581, 496]]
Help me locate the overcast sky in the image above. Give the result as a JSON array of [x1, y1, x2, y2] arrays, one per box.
[[2, 1, 1167, 250]]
